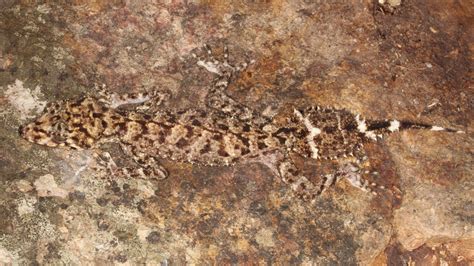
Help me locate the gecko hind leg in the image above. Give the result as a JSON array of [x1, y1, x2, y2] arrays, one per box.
[[192, 43, 254, 85], [192, 43, 270, 124], [328, 147, 385, 195], [278, 159, 321, 202]]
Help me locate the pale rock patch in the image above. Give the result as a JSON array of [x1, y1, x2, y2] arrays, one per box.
[[255, 228, 275, 248], [34, 174, 69, 198], [17, 197, 37, 216], [0, 246, 15, 264], [3, 79, 46, 120]]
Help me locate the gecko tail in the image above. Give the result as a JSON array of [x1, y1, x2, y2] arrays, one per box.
[[366, 119, 465, 134]]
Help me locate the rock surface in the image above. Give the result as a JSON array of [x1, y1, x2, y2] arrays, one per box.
[[0, 1, 472, 264]]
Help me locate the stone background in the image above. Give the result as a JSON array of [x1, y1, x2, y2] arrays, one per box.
[[0, 1, 472, 264]]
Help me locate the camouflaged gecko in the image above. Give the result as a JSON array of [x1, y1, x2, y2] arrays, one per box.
[[19, 44, 464, 201]]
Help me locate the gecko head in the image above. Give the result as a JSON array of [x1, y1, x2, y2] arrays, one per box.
[[19, 97, 111, 150]]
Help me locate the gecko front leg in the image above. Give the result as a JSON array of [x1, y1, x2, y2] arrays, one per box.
[[92, 146, 168, 181], [119, 143, 168, 180], [95, 84, 170, 112]]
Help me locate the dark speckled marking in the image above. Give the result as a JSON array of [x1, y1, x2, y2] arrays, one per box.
[[200, 142, 211, 154], [176, 138, 188, 148], [218, 148, 229, 157]]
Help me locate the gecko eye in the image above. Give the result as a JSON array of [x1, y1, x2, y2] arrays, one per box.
[[44, 102, 56, 111], [52, 121, 68, 134], [18, 124, 25, 136], [43, 101, 64, 114]]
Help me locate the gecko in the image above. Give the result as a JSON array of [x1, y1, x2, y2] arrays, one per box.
[[19, 44, 464, 201]]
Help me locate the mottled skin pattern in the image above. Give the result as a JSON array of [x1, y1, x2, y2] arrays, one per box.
[[19, 44, 462, 201]]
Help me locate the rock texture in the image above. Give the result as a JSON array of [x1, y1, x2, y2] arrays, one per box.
[[0, 1, 472, 264]]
